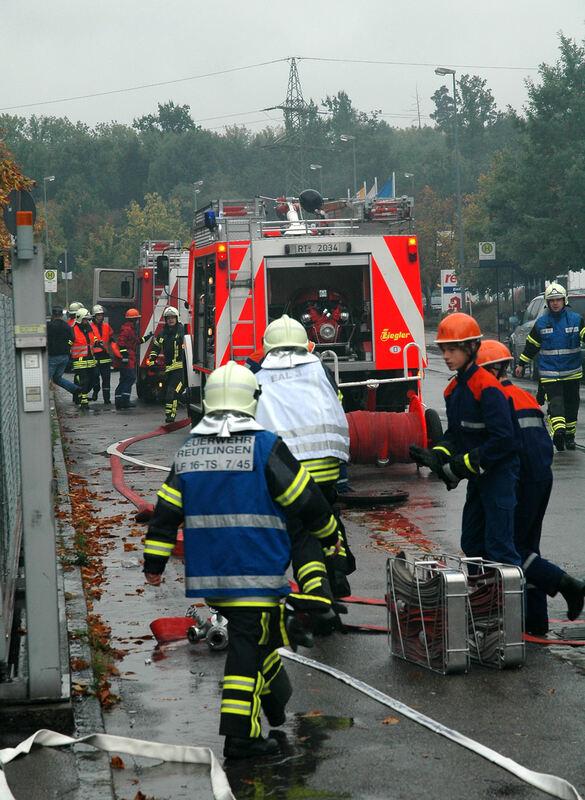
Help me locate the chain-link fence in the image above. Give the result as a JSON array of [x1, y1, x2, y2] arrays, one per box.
[[0, 285, 22, 676]]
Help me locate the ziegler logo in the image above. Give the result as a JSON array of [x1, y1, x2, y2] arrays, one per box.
[[380, 329, 409, 342]]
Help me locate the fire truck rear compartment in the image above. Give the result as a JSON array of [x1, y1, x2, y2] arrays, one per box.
[[265, 258, 415, 412]]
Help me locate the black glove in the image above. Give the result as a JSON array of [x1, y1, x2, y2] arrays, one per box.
[[447, 452, 481, 481], [143, 331, 153, 342], [312, 602, 347, 636], [410, 444, 459, 490], [409, 444, 447, 473]]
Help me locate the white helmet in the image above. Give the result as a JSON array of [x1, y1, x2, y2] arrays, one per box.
[[75, 307, 91, 323], [544, 282, 567, 306], [163, 306, 179, 319], [263, 314, 309, 354], [203, 361, 260, 417], [68, 301, 82, 314], [92, 304, 105, 315]]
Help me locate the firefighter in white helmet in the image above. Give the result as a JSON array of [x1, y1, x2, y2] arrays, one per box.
[[89, 304, 119, 405], [147, 306, 185, 424], [70, 308, 98, 410], [67, 301, 82, 326], [255, 314, 354, 597], [515, 282, 585, 450], [143, 361, 345, 759]]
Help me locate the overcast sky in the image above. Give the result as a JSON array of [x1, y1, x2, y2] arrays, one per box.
[[3, 2, 584, 132]]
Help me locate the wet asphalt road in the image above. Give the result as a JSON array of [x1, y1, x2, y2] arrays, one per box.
[[48, 351, 585, 800]]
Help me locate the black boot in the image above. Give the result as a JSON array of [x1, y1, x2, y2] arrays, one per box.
[[223, 735, 279, 759], [553, 430, 565, 452], [565, 435, 576, 450], [558, 574, 585, 620]]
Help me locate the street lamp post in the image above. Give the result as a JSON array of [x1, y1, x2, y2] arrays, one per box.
[[340, 135, 357, 197], [193, 180, 204, 213], [43, 175, 55, 313], [435, 67, 467, 314], [404, 172, 415, 197], [309, 163, 323, 195]]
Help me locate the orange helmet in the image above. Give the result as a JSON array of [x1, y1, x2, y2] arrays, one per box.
[[434, 313, 482, 344], [125, 308, 141, 319], [477, 339, 513, 367]]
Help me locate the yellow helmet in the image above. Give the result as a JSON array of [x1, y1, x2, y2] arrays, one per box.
[[203, 361, 260, 417], [263, 314, 309, 354]]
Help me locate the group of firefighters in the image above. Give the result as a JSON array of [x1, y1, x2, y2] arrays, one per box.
[[140, 287, 585, 762], [47, 301, 184, 420], [49, 287, 585, 761]]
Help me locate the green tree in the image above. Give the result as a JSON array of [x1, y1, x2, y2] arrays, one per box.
[[118, 193, 189, 268], [133, 101, 196, 133]]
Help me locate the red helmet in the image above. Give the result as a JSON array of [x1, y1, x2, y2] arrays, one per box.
[[434, 312, 482, 344], [125, 308, 141, 319], [477, 339, 513, 367]]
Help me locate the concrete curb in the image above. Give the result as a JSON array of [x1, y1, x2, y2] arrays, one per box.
[[51, 401, 115, 800]]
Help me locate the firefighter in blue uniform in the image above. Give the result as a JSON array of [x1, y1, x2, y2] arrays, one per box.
[[478, 340, 585, 633], [515, 283, 585, 451], [410, 313, 521, 566], [147, 306, 185, 423], [143, 361, 344, 759]]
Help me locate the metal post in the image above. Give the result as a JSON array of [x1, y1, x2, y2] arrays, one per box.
[[43, 176, 55, 315], [12, 241, 62, 698], [64, 250, 69, 311], [451, 73, 466, 315]]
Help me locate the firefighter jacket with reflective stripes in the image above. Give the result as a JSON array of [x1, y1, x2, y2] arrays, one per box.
[[148, 323, 185, 372], [520, 308, 585, 381], [70, 323, 97, 369], [90, 320, 118, 363], [113, 321, 149, 370], [255, 355, 350, 474], [144, 428, 339, 601], [499, 379, 553, 483], [436, 362, 520, 473]]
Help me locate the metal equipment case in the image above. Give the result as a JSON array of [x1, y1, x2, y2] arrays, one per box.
[[386, 555, 469, 674]]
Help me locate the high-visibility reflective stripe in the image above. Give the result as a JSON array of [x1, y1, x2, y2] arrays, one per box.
[[259, 611, 270, 645], [540, 368, 582, 378], [208, 597, 281, 608], [461, 420, 486, 430], [158, 484, 183, 508], [302, 577, 325, 593], [220, 699, 251, 716], [540, 347, 581, 355], [187, 574, 287, 590], [518, 417, 544, 429], [275, 467, 310, 507], [311, 513, 337, 540], [433, 445, 451, 456], [463, 453, 478, 474], [184, 513, 286, 530], [525, 335, 540, 348], [144, 539, 175, 556], [223, 675, 255, 692], [297, 561, 327, 580]]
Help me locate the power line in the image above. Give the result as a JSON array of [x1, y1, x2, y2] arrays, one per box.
[[0, 58, 289, 113], [0, 54, 538, 116], [300, 56, 538, 72]]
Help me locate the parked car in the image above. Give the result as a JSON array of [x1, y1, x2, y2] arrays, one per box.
[[509, 290, 585, 379]]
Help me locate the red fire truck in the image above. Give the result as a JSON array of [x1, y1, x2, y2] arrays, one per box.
[[92, 240, 190, 402], [184, 190, 428, 422]]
